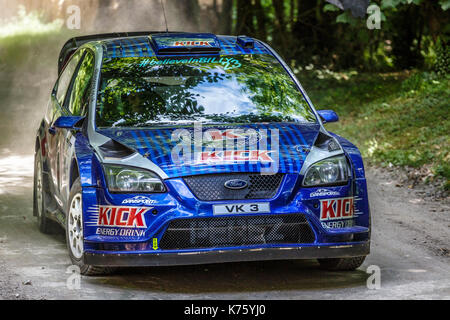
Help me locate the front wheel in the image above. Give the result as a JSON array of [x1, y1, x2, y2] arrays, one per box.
[[318, 256, 366, 271], [66, 177, 111, 276]]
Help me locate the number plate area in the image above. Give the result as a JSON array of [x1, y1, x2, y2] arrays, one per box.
[[213, 203, 270, 215]]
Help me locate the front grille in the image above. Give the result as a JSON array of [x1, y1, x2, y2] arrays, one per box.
[[159, 214, 315, 250], [184, 173, 284, 201]]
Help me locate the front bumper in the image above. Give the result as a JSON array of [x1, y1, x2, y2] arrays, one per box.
[[84, 241, 370, 267]]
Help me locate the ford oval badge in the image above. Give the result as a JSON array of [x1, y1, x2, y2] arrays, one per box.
[[224, 179, 248, 190]]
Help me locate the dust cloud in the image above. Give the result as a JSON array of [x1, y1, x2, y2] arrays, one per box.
[[0, 0, 204, 156]]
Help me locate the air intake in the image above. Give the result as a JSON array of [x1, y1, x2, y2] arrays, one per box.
[[160, 214, 315, 250]]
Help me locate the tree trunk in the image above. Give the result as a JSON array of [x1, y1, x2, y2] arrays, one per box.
[[235, 0, 254, 36], [254, 0, 267, 41], [178, 0, 201, 31], [272, 0, 288, 52], [218, 0, 233, 35]]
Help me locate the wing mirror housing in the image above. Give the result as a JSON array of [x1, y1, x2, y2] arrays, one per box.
[[317, 110, 339, 124], [52, 116, 85, 131]]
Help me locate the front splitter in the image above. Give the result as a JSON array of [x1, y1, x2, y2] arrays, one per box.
[[84, 242, 370, 267]]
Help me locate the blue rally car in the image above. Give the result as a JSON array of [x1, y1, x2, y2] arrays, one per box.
[[34, 32, 371, 275]]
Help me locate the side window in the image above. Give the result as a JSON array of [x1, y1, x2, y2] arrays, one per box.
[[67, 50, 95, 116], [55, 51, 83, 106]]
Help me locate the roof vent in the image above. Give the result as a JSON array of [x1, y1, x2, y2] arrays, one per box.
[[237, 36, 255, 49]]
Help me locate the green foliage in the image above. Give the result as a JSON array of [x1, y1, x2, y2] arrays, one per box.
[[401, 71, 438, 91], [300, 70, 450, 189], [269, 0, 448, 71], [440, 0, 450, 10], [336, 11, 358, 26], [381, 0, 422, 9], [323, 4, 340, 12], [0, 6, 63, 39], [434, 39, 450, 77]]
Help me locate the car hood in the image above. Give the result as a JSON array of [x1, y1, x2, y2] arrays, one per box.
[[97, 123, 320, 178]]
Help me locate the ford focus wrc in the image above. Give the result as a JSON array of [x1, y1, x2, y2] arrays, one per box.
[[34, 32, 371, 275]]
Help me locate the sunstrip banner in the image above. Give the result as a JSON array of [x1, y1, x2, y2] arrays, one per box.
[[151, 34, 219, 48]]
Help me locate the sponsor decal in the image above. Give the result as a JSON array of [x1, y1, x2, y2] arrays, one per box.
[[86, 205, 151, 238], [320, 197, 354, 221], [139, 57, 242, 71], [171, 123, 280, 174], [97, 206, 149, 228], [197, 150, 274, 164], [122, 196, 156, 206], [96, 227, 146, 237], [203, 129, 264, 144], [321, 220, 355, 229], [310, 189, 341, 198], [152, 238, 158, 250], [173, 40, 214, 47]]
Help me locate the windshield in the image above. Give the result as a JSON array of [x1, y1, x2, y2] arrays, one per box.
[[96, 54, 317, 128]]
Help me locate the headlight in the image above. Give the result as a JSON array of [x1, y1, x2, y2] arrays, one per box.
[[103, 165, 166, 193], [303, 156, 349, 186]]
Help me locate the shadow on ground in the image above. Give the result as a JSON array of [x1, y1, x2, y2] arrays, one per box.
[[84, 260, 368, 294]]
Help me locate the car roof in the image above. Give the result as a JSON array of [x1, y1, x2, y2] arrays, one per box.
[[100, 34, 270, 59], [58, 32, 271, 74]]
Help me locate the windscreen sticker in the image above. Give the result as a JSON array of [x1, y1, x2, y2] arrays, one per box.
[[139, 57, 242, 70]]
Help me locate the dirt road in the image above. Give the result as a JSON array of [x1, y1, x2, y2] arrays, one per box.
[[0, 151, 448, 300]]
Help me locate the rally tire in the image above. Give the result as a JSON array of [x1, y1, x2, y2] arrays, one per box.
[[34, 150, 58, 234], [66, 177, 113, 276], [318, 256, 366, 271]]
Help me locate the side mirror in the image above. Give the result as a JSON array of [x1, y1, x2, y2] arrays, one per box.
[[317, 110, 339, 124], [53, 116, 85, 130]]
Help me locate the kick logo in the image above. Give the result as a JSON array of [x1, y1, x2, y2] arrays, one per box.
[[320, 197, 354, 221], [97, 206, 150, 228], [174, 41, 214, 47], [198, 150, 274, 164], [171, 123, 280, 174]]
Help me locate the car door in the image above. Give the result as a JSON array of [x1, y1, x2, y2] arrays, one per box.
[[59, 49, 96, 206], [47, 50, 84, 207]]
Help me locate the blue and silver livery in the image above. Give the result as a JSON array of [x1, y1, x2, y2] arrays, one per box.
[[35, 32, 370, 275]]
